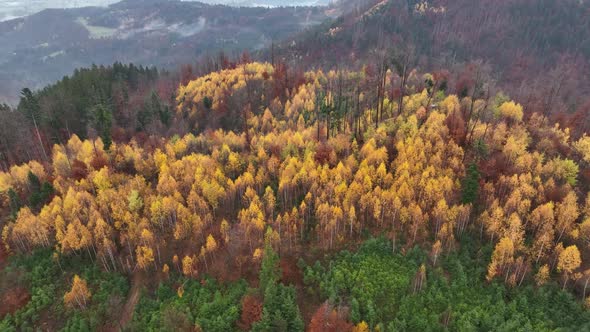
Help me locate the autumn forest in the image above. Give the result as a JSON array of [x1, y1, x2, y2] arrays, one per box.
[[2, 0, 590, 331]]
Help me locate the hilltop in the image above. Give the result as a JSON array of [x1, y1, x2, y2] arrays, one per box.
[[0, 0, 330, 104]]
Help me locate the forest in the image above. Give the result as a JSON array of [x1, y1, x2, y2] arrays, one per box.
[[1, 0, 590, 331], [1, 59, 590, 330]]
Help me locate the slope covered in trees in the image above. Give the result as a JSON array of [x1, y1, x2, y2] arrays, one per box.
[[0, 0, 330, 104], [303, 238, 590, 331], [272, 0, 590, 131], [1, 61, 590, 329], [0, 63, 177, 168]]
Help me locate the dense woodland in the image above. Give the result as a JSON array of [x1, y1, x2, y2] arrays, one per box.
[[274, 0, 590, 134], [2, 0, 590, 331], [1, 59, 590, 330]]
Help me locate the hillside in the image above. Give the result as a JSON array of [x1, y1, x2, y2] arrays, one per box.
[[0, 0, 329, 104], [2, 62, 590, 330], [2, 0, 590, 330], [271, 0, 590, 128]]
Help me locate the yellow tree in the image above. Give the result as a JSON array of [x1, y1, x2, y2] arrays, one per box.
[[64, 275, 92, 309], [353, 321, 369, 332], [535, 264, 550, 286], [556, 192, 579, 242], [220, 219, 230, 244], [238, 193, 265, 253], [182, 255, 195, 278], [136, 245, 155, 270], [173, 254, 180, 273], [487, 237, 514, 282], [263, 186, 276, 221], [498, 101, 523, 122], [558, 245, 581, 290], [205, 234, 218, 266]]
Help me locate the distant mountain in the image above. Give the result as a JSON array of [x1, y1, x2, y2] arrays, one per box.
[[0, 0, 118, 22], [0, 0, 332, 22], [0, 0, 331, 104]]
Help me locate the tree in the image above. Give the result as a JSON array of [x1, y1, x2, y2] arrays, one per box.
[[18, 88, 48, 160], [431, 240, 442, 266], [136, 245, 155, 270], [574, 135, 590, 165], [64, 275, 92, 309], [487, 237, 514, 282], [238, 295, 263, 330], [535, 264, 550, 286], [391, 45, 416, 116], [556, 192, 579, 242], [353, 321, 369, 332], [462, 163, 480, 204], [182, 255, 195, 277], [7, 188, 22, 219], [498, 101, 523, 122], [89, 103, 113, 150], [252, 283, 304, 332], [558, 245, 581, 290], [308, 302, 353, 332], [259, 241, 280, 294]]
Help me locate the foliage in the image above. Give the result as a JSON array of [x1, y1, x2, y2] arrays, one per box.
[[130, 277, 247, 332], [1, 60, 590, 330], [303, 238, 590, 331], [249, 241, 304, 332], [0, 249, 128, 331], [461, 163, 480, 205]]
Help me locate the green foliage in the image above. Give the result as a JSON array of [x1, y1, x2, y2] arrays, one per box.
[[252, 283, 304, 332], [303, 238, 590, 331], [259, 243, 280, 294], [16, 63, 160, 144], [90, 103, 113, 150], [0, 249, 129, 331], [462, 163, 480, 205], [474, 138, 489, 159], [138, 91, 171, 130], [7, 187, 21, 219], [561, 159, 579, 186], [203, 96, 213, 110], [252, 238, 304, 332], [305, 238, 417, 328], [28, 171, 54, 210], [18, 88, 42, 124], [131, 277, 247, 332]]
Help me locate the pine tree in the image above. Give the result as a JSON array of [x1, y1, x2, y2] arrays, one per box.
[[259, 240, 280, 294], [462, 163, 480, 205]]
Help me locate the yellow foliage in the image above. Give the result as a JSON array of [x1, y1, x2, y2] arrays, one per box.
[[498, 101, 523, 122], [64, 275, 92, 309]]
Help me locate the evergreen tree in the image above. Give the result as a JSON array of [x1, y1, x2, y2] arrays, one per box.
[[18, 88, 48, 160], [253, 234, 304, 331], [462, 163, 480, 205], [259, 241, 280, 294], [89, 103, 113, 149], [7, 188, 21, 219]]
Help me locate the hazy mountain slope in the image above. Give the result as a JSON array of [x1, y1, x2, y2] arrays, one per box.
[[0, 0, 117, 21], [0, 0, 329, 104], [0, 0, 332, 22]]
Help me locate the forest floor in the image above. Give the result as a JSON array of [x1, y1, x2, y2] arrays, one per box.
[[112, 271, 143, 332]]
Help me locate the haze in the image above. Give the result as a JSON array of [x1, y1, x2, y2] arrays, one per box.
[[0, 0, 329, 21]]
